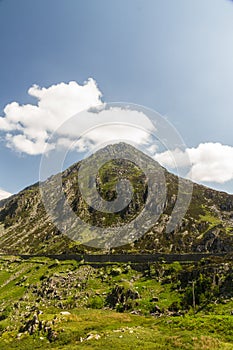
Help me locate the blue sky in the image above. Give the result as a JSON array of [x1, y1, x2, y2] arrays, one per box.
[[0, 0, 233, 196]]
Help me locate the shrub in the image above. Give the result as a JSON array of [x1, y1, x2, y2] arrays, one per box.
[[88, 296, 104, 309], [0, 306, 11, 321]]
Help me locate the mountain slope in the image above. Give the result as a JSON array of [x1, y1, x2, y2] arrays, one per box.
[[0, 143, 233, 254]]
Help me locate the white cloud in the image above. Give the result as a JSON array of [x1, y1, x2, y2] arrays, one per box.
[[0, 79, 156, 156], [1, 79, 233, 186], [155, 142, 233, 184], [0, 189, 12, 200], [0, 81, 157, 156], [0, 79, 103, 155], [154, 148, 189, 168], [68, 108, 155, 152]]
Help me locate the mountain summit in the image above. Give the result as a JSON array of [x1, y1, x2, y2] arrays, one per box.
[[0, 143, 233, 254]]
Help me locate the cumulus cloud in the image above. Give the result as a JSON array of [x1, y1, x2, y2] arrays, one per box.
[[1, 79, 233, 186], [0, 79, 103, 155], [65, 107, 155, 153], [0, 188, 12, 200], [154, 142, 233, 184], [0, 79, 156, 156], [0, 80, 157, 157]]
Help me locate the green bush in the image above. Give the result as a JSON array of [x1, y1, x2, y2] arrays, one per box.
[[0, 306, 11, 321], [88, 296, 104, 309]]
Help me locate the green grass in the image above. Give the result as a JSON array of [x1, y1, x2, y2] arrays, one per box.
[[1, 257, 233, 349], [199, 213, 221, 226], [1, 310, 233, 349]]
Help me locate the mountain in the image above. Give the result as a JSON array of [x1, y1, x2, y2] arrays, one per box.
[[0, 142, 233, 254]]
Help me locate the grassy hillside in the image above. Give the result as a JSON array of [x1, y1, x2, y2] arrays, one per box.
[[1, 256, 233, 349], [1, 143, 233, 348]]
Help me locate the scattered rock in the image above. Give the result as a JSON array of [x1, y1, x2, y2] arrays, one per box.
[[151, 304, 162, 314], [86, 333, 101, 341], [60, 311, 71, 316], [106, 284, 140, 309], [80, 333, 101, 342], [150, 296, 159, 302]]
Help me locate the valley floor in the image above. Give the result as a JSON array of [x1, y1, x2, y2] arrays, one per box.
[[1, 256, 233, 349]]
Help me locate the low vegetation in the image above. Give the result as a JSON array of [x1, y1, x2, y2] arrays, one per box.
[[1, 256, 233, 349]]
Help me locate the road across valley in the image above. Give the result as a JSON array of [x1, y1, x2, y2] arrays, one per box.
[[0, 252, 231, 263]]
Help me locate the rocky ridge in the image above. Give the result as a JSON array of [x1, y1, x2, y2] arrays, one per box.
[[0, 143, 232, 254]]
